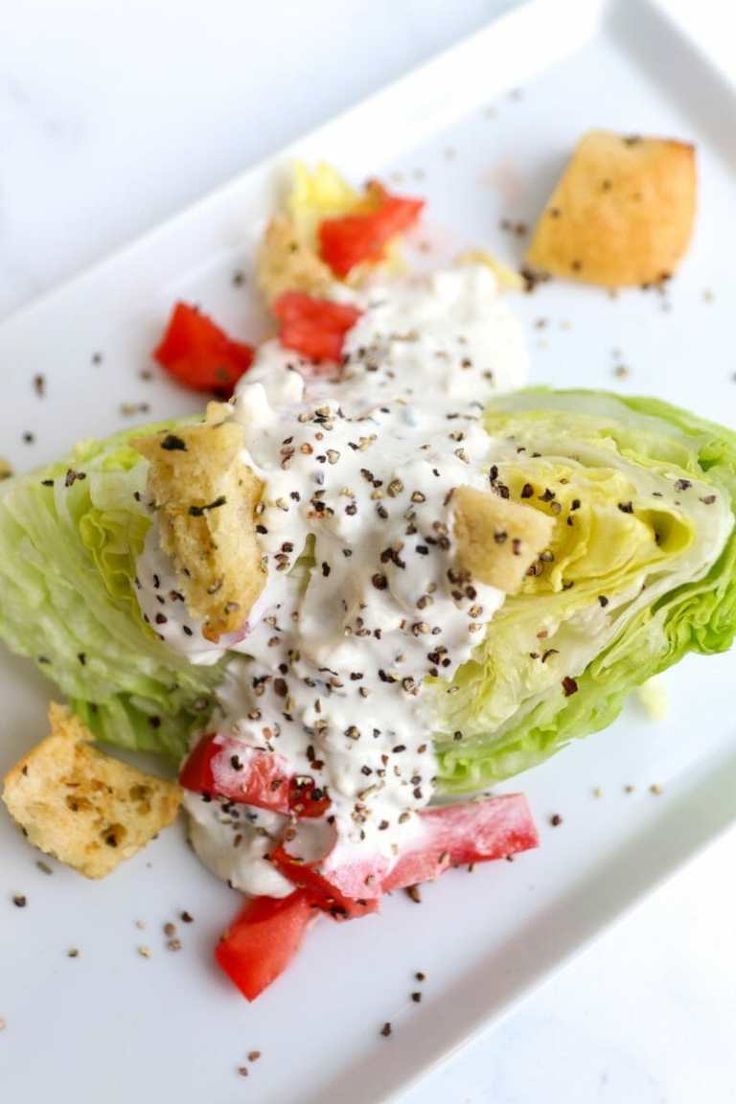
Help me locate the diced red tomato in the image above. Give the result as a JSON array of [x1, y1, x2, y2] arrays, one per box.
[[215, 793, 537, 1001], [215, 890, 316, 1002], [383, 793, 538, 892], [180, 733, 332, 819], [318, 181, 425, 278], [288, 775, 331, 819], [178, 731, 218, 795], [153, 301, 254, 396], [270, 794, 536, 906], [273, 292, 362, 363], [270, 841, 383, 918], [179, 733, 292, 815]]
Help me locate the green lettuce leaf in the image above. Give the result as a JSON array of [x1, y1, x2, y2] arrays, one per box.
[[435, 390, 736, 793], [0, 421, 223, 758]]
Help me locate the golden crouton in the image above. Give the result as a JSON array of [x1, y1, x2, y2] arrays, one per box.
[[453, 485, 555, 593], [526, 130, 696, 287], [2, 704, 181, 879], [135, 415, 266, 642], [256, 215, 334, 304], [0, 458, 13, 481]]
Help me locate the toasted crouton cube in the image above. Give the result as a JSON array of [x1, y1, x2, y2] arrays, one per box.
[[526, 130, 696, 287], [135, 414, 266, 642], [2, 704, 181, 879], [256, 215, 334, 304], [453, 485, 555, 593]]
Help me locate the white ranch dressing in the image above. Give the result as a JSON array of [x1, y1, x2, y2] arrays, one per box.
[[137, 265, 528, 896]]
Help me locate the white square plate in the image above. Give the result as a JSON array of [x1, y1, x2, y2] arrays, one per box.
[[1, 2, 735, 1101]]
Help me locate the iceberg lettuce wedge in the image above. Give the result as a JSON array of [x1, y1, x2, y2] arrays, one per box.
[[435, 390, 736, 792], [0, 422, 223, 758]]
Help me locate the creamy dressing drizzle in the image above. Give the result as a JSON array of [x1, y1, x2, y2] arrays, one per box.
[[136, 266, 528, 896]]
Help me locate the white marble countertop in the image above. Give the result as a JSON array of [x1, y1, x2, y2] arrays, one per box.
[[1, 2, 735, 1100]]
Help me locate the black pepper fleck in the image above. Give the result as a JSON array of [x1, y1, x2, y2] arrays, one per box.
[[161, 434, 187, 451]]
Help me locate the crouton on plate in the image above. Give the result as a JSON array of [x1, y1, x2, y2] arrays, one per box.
[[2, 704, 181, 878], [526, 129, 696, 287], [256, 214, 334, 304]]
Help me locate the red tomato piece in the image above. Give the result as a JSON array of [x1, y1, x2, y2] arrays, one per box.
[[180, 733, 333, 819], [318, 181, 425, 278], [215, 890, 316, 1001], [179, 733, 292, 815], [270, 841, 382, 918], [383, 793, 538, 892], [153, 301, 254, 396], [273, 292, 362, 363], [178, 731, 218, 795], [288, 775, 331, 819], [269, 795, 536, 907]]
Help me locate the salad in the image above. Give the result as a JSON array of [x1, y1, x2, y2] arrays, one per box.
[[1, 159, 734, 1002]]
